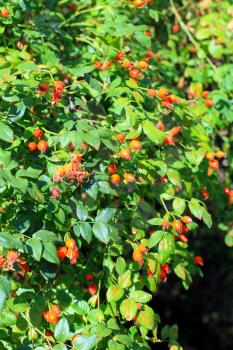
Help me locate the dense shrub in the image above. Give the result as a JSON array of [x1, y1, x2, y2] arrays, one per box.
[[0, 1, 232, 349]]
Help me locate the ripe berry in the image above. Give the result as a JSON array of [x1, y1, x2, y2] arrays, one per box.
[[85, 273, 94, 281], [88, 283, 97, 295], [181, 216, 192, 224], [209, 159, 219, 170], [94, 61, 102, 69], [160, 269, 167, 282], [194, 256, 204, 266], [119, 148, 131, 160], [149, 229, 155, 236], [110, 174, 121, 186], [134, 0, 144, 8], [205, 98, 213, 107], [1, 8, 10, 17], [102, 61, 112, 70], [145, 51, 153, 58], [51, 188, 60, 199], [124, 173, 135, 183], [172, 220, 183, 233], [129, 68, 142, 79], [116, 134, 125, 142], [132, 249, 143, 262], [137, 60, 149, 69], [162, 263, 171, 274], [215, 150, 226, 159], [65, 238, 76, 249], [179, 233, 188, 243], [129, 140, 141, 151], [33, 128, 43, 138], [53, 81, 65, 92], [67, 247, 79, 262], [157, 87, 169, 98], [108, 165, 117, 174], [44, 311, 58, 325], [148, 89, 156, 97], [28, 141, 37, 152], [156, 121, 165, 131], [202, 187, 209, 198], [37, 140, 48, 153], [202, 91, 209, 98], [172, 24, 180, 33], [162, 220, 170, 230], [164, 135, 175, 145], [122, 60, 134, 69], [223, 187, 230, 194], [50, 305, 61, 316], [170, 126, 182, 136], [205, 151, 214, 160], [137, 245, 147, 254], [57, 246, 67, 259]]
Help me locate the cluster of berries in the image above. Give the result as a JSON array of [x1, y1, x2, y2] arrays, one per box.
[[156, 119, 182, 145], [109, 136, 142, 186], [37, 80, 65, 107], [0, 250, 30, 276], [132, 245, 148, 266], [28, 128, 48, 153], [57, 238, 79, 265], [85, 273, 98, 296], [202, 90, 214, 108], [43, 305, 61, 325], [205, 150, 226, 176], [53, 154, 89, 186], [148, 87, 180, 110], [1, 8, 10, 17]]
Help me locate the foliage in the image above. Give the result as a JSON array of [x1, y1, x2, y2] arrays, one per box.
[[0, 1, 232, 349]]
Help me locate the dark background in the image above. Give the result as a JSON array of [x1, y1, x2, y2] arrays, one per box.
[[153, 229, 233, 350]]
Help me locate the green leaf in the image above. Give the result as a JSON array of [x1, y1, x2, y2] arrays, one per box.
[[225, 231, 233, 247], [72, 335, 98, 350], [107, 286, 124, 302], [135, 31, 151, 48], [33, 230, 59, 243], [129, 291, 152, 303], [120, 299, 137, 321], [27, 238, 42, 261], [42, 242, 60, 265], [149, 9, 159, 21], [115, 257, 126, 275], [76, 203, 88, 221], [142, 120, 164, 144], [54, 318, 70, 343], [138, 309, 156, 330], [148, 231, 164, 248], [158, 235, 174, 264], [74, 223, 92, 244], [0, 122, 14, 143], [0, 277, 11, 297], [17, 62, 39, 71], [118, 270, 132, 289], [95, 208, 116, 222], [93, 222, 110, 244], [0, 292, 7, 312], [167, 169, 182, 188], [189, 198, 203, 220], [174, 264, 186, 280], [172, 198, 186, 216]]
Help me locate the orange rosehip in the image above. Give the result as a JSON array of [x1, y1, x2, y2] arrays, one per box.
[[119, 148, 131, 160], [156, 121, 165, 131], [162, 220, 170, 230], [157, 87, 169, 98], [37, 140, 48, 153], [94, 61, 102, 69], [172, 220, 183, 233], [1, 8, 10, 17], [50, 305, 61, 316], [205, 98, 213, 107], [124, 173, 135, 183], [129, 68, 142, 79], [164, 135, 175, 145], [134, 0, 144, 8], [202, 91, 209, 98], [172, 24, 180, 33], [122, 60, 134, 69], [215, 150, 226, 159], [148, 89, 156, 97], [51, 187, 60, 199], [202, 187, 209, 198], [132, 249, 143, 262], [44, 311, 58, 325], [57, 246, 67, 259], [65, 238, 76, 249], [145, 51, 153, 58], [170, 126, 182, 136], [181, 216, 192, 224], [108, 165, 117, 174], [205, 151, 214, 160], [102, 61, 112, 70], [33, 128, 43, 139], [67, 247, 79, 261], [137, 60, 149, 69], [129, 140, 141, 151], [116, 134, 125, 142], [28, 141, 37, 152], [209, 159, 219, 170], [110, 174, 121, 186], [53, 81, 65, 92]]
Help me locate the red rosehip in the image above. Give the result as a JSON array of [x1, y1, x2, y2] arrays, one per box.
[[88, 283, 98, 295], [28, 142, 37, 152]]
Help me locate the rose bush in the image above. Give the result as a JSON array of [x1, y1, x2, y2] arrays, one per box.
[[0, 1, 232, 349]]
